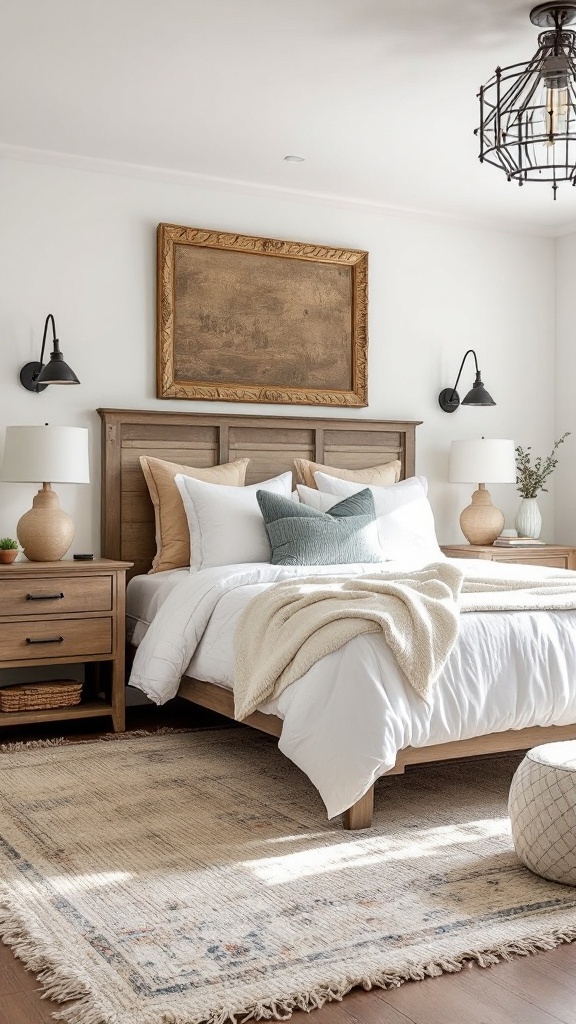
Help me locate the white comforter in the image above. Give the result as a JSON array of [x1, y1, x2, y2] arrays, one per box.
[[129, 559, 576, 819]]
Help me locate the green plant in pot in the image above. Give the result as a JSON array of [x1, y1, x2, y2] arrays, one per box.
[[0, 537, 19, 564]]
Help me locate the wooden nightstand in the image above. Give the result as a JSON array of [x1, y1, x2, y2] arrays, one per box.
[[441, 544, 576, 570], [0, 558, 132, 732]]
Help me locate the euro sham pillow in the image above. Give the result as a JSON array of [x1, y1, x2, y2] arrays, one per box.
[[257, 488, 383, 566], [309, 473, 443, 566], [293, 458, 402, 490], [140, 455, 250, 574], [175, 471, 293, 571]]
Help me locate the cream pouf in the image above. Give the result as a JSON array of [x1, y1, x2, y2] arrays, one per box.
[[509, 741, 576, 886]]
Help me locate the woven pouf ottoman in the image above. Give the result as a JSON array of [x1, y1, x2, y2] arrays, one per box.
[[509, 741, 576, 886]]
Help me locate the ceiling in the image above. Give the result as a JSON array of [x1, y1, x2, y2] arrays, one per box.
[[3, 0, 576, 234]]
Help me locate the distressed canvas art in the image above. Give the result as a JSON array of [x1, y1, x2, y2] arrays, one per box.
[[157, 223, 368, 406]]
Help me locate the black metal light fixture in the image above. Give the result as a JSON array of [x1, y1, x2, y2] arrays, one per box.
[[19, 314, 80, 393], [438, 349, 496, 414], [477, 3, 576, 199]]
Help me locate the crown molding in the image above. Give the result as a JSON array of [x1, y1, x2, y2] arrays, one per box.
[[0, 141, 561, 237], [550, 219, 576, 237]]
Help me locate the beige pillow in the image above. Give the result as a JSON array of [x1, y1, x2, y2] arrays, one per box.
[[140, 456, 249, 573], [293, 458, 402, 490]]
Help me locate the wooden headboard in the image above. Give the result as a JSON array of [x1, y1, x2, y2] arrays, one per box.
[[98, 409, 421, 579]]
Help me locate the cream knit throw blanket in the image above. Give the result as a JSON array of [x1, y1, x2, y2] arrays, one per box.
[[233, 562, 576, 720]]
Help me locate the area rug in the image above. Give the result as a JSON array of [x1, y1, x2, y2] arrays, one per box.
[[1, 732, 575, 1024]]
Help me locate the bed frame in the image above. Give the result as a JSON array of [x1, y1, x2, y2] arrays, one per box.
[[99, 408, 576, 829]]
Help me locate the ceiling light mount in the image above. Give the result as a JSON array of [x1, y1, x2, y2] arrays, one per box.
[[530, 2, 576, 28], [477, 3, 576, 197]]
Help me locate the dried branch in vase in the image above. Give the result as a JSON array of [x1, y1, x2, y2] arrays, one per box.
[[515, 432, 570, 499]]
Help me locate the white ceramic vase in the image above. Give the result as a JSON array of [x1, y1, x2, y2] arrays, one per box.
[[515, 497, 542, 540]]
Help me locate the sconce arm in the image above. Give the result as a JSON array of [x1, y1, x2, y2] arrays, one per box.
[[37, 314, 57, 375], [449, 349, 479, 403]]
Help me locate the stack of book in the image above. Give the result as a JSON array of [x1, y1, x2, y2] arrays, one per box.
[[493, 536, 546, 547]]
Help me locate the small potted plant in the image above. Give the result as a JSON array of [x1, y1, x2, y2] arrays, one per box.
[[0, 538, 19, 564]]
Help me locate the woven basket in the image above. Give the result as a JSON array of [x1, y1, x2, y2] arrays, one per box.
[[0, 680, 83, 713]]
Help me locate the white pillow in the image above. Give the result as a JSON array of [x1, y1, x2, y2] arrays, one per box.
[[309, 473, 444, 566], [312, 474, 428, 496], [296, 484, 339, 512], [175, 472, 292, 570]]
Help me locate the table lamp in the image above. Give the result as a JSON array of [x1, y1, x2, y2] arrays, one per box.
[[449, 438, 516, 545], [1, 425, 90, 561]]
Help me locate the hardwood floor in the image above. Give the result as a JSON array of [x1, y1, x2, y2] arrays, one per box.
[[2, 939, 575, 1024], [1, 704, 575, 1024]]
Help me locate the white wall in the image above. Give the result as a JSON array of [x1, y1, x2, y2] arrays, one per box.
[[0, 156, 557, 554], [554, 231, 576, 544]]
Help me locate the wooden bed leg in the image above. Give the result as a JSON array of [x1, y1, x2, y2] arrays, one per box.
[[342, 785, 374, 830]]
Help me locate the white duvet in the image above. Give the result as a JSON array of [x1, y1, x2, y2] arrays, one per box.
[[129, 559, 576, 819]]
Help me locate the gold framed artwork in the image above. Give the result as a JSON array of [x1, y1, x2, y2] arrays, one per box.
[[156, 223, 368, 406]]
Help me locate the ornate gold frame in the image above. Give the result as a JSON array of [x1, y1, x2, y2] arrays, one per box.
[[157, 223, 368, 406]]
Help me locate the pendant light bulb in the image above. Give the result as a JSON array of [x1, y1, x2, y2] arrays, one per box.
[[545, 83, 569, 141]]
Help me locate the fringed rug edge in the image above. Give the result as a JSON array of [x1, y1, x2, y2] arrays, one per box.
[[1, 886, 576, 1024], [0, 727, 200, 755]]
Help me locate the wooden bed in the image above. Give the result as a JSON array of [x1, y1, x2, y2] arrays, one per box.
[[99, 407, 576, 829]]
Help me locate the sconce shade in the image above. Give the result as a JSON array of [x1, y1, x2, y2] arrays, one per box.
[[19, 314, 80, 392], [1, 425, 89, 561], [35, 353, 80, 386], [449, 439, 516, 484], [461, 373, 496, 407]]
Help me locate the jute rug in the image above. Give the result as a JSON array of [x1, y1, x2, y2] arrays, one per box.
[[1, 731, 575, 1024]]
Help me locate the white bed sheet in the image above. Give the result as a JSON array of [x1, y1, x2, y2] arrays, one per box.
[[128, 559, 576, 819], [127, 569, 188, 645]]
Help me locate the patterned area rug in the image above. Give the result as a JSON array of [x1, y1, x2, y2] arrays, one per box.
[[0, 731, 575, 1024]]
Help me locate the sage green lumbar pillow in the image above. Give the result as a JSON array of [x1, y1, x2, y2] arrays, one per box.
[[256, 488, 383, 566]]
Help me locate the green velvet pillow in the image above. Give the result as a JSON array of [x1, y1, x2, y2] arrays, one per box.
[[256, 488, 383, 566]]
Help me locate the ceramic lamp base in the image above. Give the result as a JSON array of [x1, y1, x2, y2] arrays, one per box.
[[459, 484, 505, 546], [17, 483, 75, 561]]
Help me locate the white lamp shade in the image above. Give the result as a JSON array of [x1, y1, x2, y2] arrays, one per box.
[[1, 426, 90, 484], [449, 438, 516, 484]]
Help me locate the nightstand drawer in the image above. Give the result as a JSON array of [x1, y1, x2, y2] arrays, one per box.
[[0, 575, 112, 617], [0, 617, 113, 661]]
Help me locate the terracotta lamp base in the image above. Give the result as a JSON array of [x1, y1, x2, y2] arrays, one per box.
[[17, 483, 75, 561], [459, 483, 505, 546]]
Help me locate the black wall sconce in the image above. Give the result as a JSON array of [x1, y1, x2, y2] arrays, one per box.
[[438, 349, 495, 413], [20, 314, 80, 393]]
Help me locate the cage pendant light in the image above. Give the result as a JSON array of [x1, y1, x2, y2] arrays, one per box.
[[477, 2, 576, 198]]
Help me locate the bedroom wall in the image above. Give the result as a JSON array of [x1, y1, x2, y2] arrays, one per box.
[[554, 231, 576, 546], [0, 154, 557, 554]]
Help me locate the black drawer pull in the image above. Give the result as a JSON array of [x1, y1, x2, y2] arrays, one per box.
[[26, 592, 65, 601], [25, 636, 64, 645]]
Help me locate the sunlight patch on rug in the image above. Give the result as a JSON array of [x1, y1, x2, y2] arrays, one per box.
[[243, 817, 512, 884], [0, 730, 575, 1024]]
